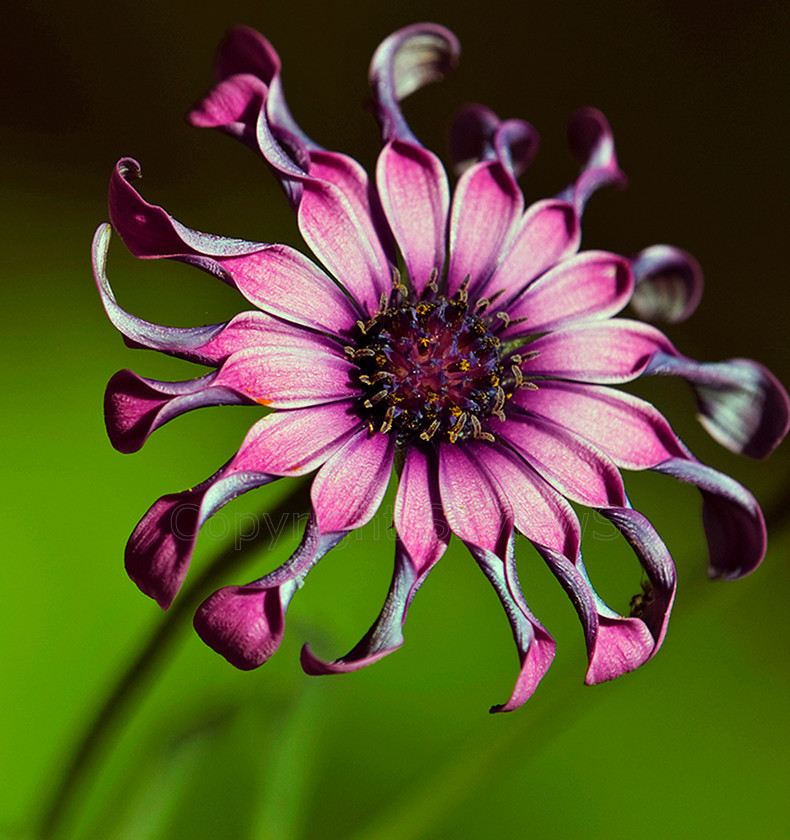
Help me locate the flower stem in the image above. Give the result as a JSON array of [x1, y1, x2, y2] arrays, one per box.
[[38, 479, 312, 840]]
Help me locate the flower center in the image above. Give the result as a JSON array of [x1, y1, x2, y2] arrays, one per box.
[[347, 290, 509, 444]]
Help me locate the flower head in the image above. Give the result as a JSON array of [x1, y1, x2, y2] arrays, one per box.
[[94, 24, 789, 712]]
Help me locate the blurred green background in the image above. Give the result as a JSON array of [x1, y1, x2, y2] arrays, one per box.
[[3, 0, 789, 838]]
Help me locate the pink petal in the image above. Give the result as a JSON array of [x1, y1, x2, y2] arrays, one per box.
[[469, 443, 580, 559], [437, 443, 511, 553], [311, 430, 395, 532], [233, 401, 362, 476], [502, 251, 633, 336], [499, 413, 627, 507], [480, 199, 580, 304], [376, 140, 449, 294], [104, 369, 254, 454], [297, 177, 393, 314], [213, 342, 354, 408], [220, 245, 362, 335], [515, 381, 686, 470], [585, 617, 656, 684], [447, 160, 524, 296], [394, 447, 450, 574], [521, 319, 676, 383]]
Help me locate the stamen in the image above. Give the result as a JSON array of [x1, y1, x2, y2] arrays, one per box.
[[496, 311, 511, 328], [419, 418, 441, 441], [380, 405, 396, 434], [511, 365, 524, 387]]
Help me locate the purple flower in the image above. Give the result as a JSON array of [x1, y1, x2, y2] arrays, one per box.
[[93, 24, 789, 712]]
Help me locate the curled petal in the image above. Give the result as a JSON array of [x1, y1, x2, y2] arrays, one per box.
[[126, 403, 358, 609], [369, 23, 460, 144], [188, 25, 316, 151], [195, 512, 344, 669], [304, 450, 450, 674], [645, 352, 790, 458], [470, 541, 556, 713], [126, 466, 277, 609], [301, 544, 418, 674], [629, 244, 703, 323], [193, 582, 297, 670], [596, 507, 676, 654], [109, 158, 265, 266], [187, 73, 267, 148], [560, 107, 627, 212], [479, 444, 656, 683], [653, 458, 767, 579], [449, 104, 539, 178], [538, 546, 654, 685], [105, 368, 254, 453]]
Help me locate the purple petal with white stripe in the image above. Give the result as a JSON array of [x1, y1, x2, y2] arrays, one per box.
[[645, 352, 790, 458], [629, 244, 704, 323], [653, 458, 766, 579]]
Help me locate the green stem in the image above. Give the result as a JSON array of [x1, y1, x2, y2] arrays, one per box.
[[38, 480, 311, 840]]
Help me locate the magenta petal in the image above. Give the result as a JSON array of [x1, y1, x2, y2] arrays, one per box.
[[193, 583, 296, 670], [187, 73, 266, 135], [376, 140, 449, 294], [516, 381, 686, 470], [653, 458, 767, 579], [481, 199, 580, 304], [105, 369, 254, 453], [503, 251, 633, 335], [126, 467, 277, 609], [311, 430, 395, 532], [585, 617, 655, 684], [470, 540, 556, 713], [369, 23, 460, 144], [195, 511, 344, 669], [449, 105, 540, 178], [447, 159, 524, 297], [202, 25, 316, 151], [472, 443, 580, 558], [645, 352, 790, 458], [108, 159, 266, 264], [499, 413, 627, 507], [629, 244, 704, 324], [521, 320, 676, 383]]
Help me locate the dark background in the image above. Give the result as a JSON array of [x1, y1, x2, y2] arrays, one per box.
[[3, 1, 788, 838]]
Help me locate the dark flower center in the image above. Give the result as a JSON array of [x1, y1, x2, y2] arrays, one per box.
[[347, 288, 511, 444]]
